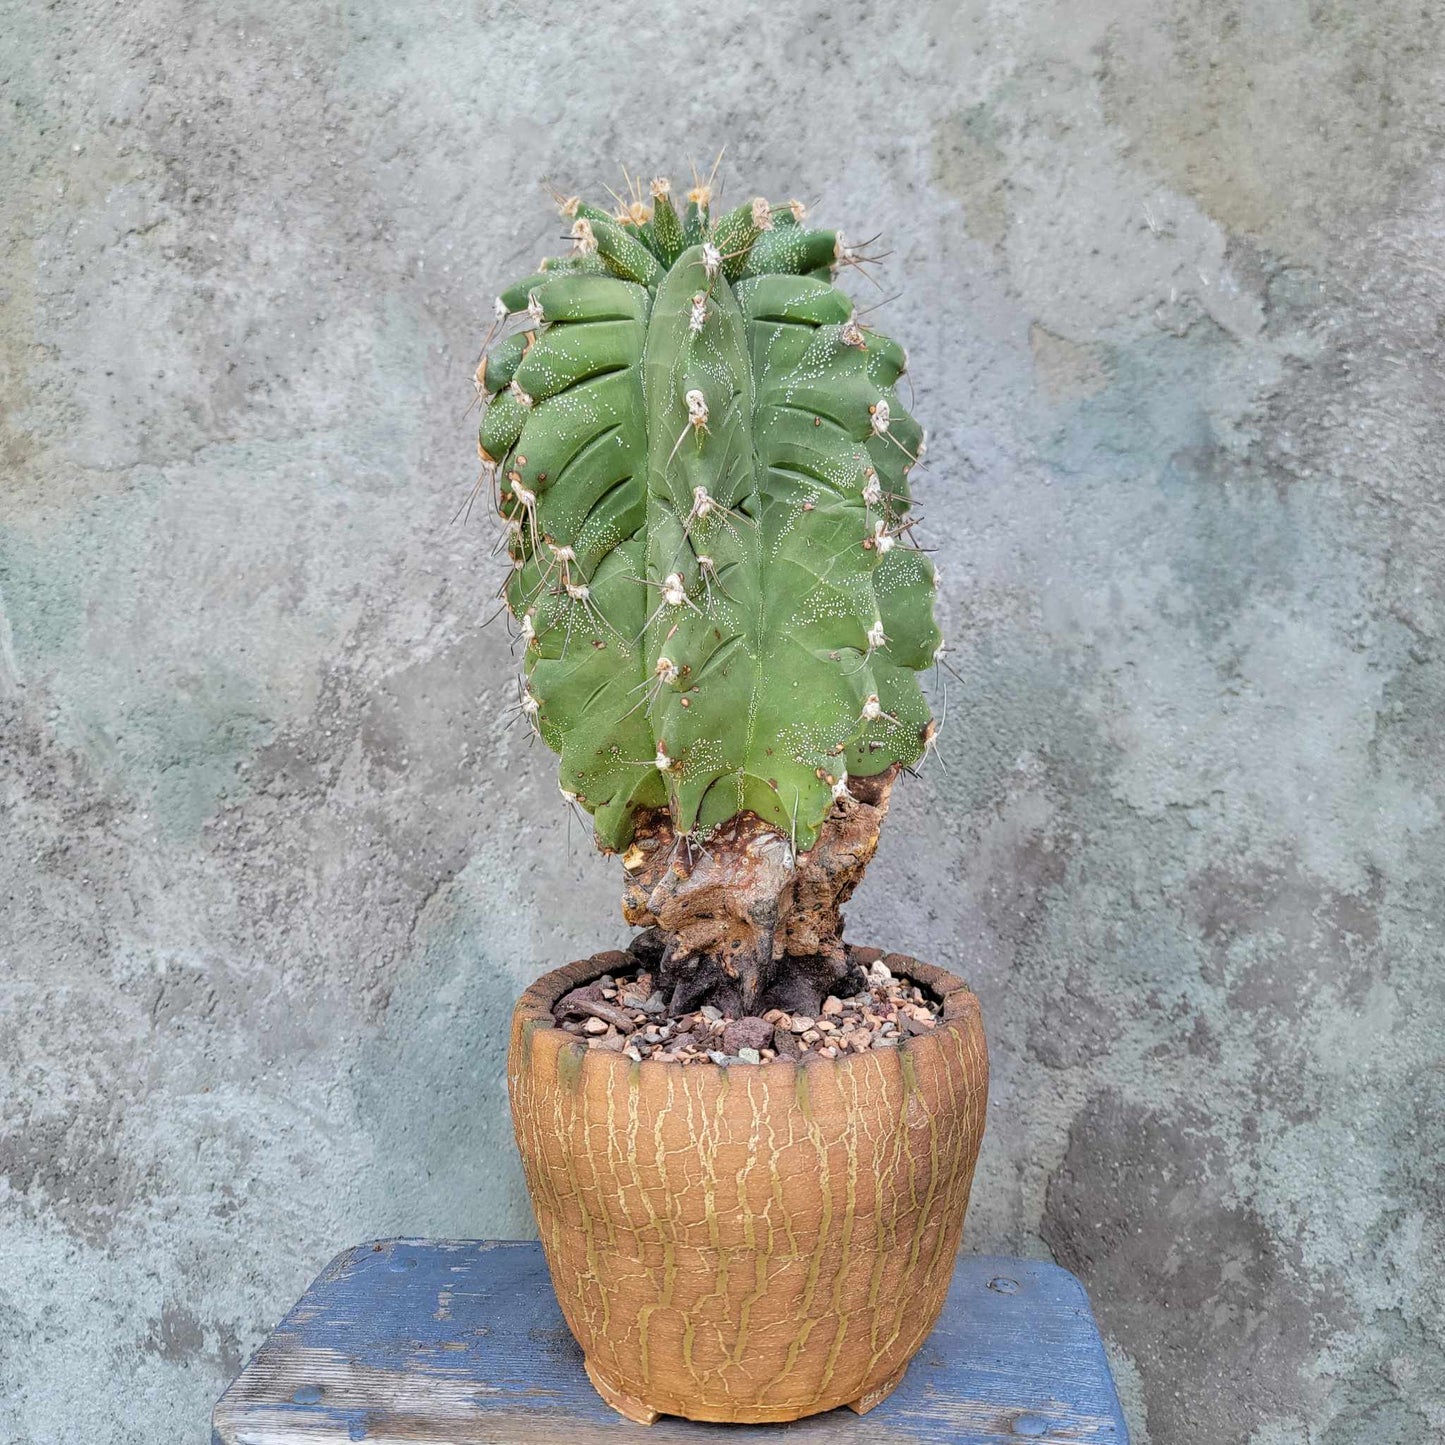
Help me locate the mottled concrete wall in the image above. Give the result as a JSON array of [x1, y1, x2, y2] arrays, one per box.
[[2, 3, 1442, 1441]]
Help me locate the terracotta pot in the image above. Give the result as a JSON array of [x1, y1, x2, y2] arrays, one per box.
[[507, 947, 988, 1425]]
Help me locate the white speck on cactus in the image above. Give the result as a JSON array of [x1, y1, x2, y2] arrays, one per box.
[[565, 581, 590, 601], [831, 770, 850, 801], [550, 543, 576, 563], [751, 197, 773, 231], [873, 518, 894, 554], [862, 469, 882, 506], [655, 656, 679, 684], [520, 613, 535, 641], [651, 176, 671, 198], [571, 217, 597, 254], [688, 292, 708, 335], [509, 379, 534, 408], [662, 573, 688, 607], [701, 241, 722, 278], [867, 620, 887, 651], [493, 296, 507, 321], [693, 485, 714, 517], [511, 481, 536, 508], [526, 290, 544, 326], [870, 398, 891, 436]]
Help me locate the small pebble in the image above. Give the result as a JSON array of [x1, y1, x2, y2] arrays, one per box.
[[700, 1004, 723, 1022], [737, 1048, 761, 1064], [722, 1016, 774, 1054], [822, 996, 844, 1016], [773, 1027, 801, 1059], [583, 1017, 608, 1036]]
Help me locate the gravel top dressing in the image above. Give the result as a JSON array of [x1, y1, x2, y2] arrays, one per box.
[[549, 956, 942, 1065]]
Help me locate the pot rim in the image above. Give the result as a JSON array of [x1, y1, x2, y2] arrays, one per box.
[[513, 944, 983, 1080]]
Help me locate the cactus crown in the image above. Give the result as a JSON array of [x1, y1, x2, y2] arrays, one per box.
[[478, 175, 939, 858]]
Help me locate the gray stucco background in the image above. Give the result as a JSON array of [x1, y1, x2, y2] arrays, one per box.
[[2, 1, 1443, 1440]]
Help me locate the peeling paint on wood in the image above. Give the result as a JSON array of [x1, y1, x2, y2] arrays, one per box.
[[212, 1240, 1128, 1443]]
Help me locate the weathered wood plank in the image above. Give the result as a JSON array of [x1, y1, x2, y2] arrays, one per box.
[[213, 1240, 1128, 1443]]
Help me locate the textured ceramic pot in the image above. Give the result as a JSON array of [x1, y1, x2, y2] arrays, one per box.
[[507, 947, 988, 1425]]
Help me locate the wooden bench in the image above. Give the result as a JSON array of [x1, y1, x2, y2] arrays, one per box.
[[213, 1239, 1129, 1442]]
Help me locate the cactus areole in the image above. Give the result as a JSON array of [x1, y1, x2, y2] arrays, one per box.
[[478, 177, 940, 1018]]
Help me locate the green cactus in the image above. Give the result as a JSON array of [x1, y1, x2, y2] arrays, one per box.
[[477, 175, 940, 1015]]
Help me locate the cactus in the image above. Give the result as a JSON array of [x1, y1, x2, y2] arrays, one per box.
[[476, 173, 940, 1016]]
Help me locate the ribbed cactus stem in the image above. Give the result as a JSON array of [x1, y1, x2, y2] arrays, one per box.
[[649, 177, 686, 264], [475, 171, 940, 1014]]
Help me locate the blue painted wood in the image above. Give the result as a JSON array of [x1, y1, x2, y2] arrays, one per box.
[[213, 1240, 1129, 1443]]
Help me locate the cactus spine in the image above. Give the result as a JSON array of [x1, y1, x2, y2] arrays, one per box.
[[477, 174, 940, 1014]]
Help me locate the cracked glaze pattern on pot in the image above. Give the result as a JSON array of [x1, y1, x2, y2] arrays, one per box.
[[507, 948, 988, 1424]]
